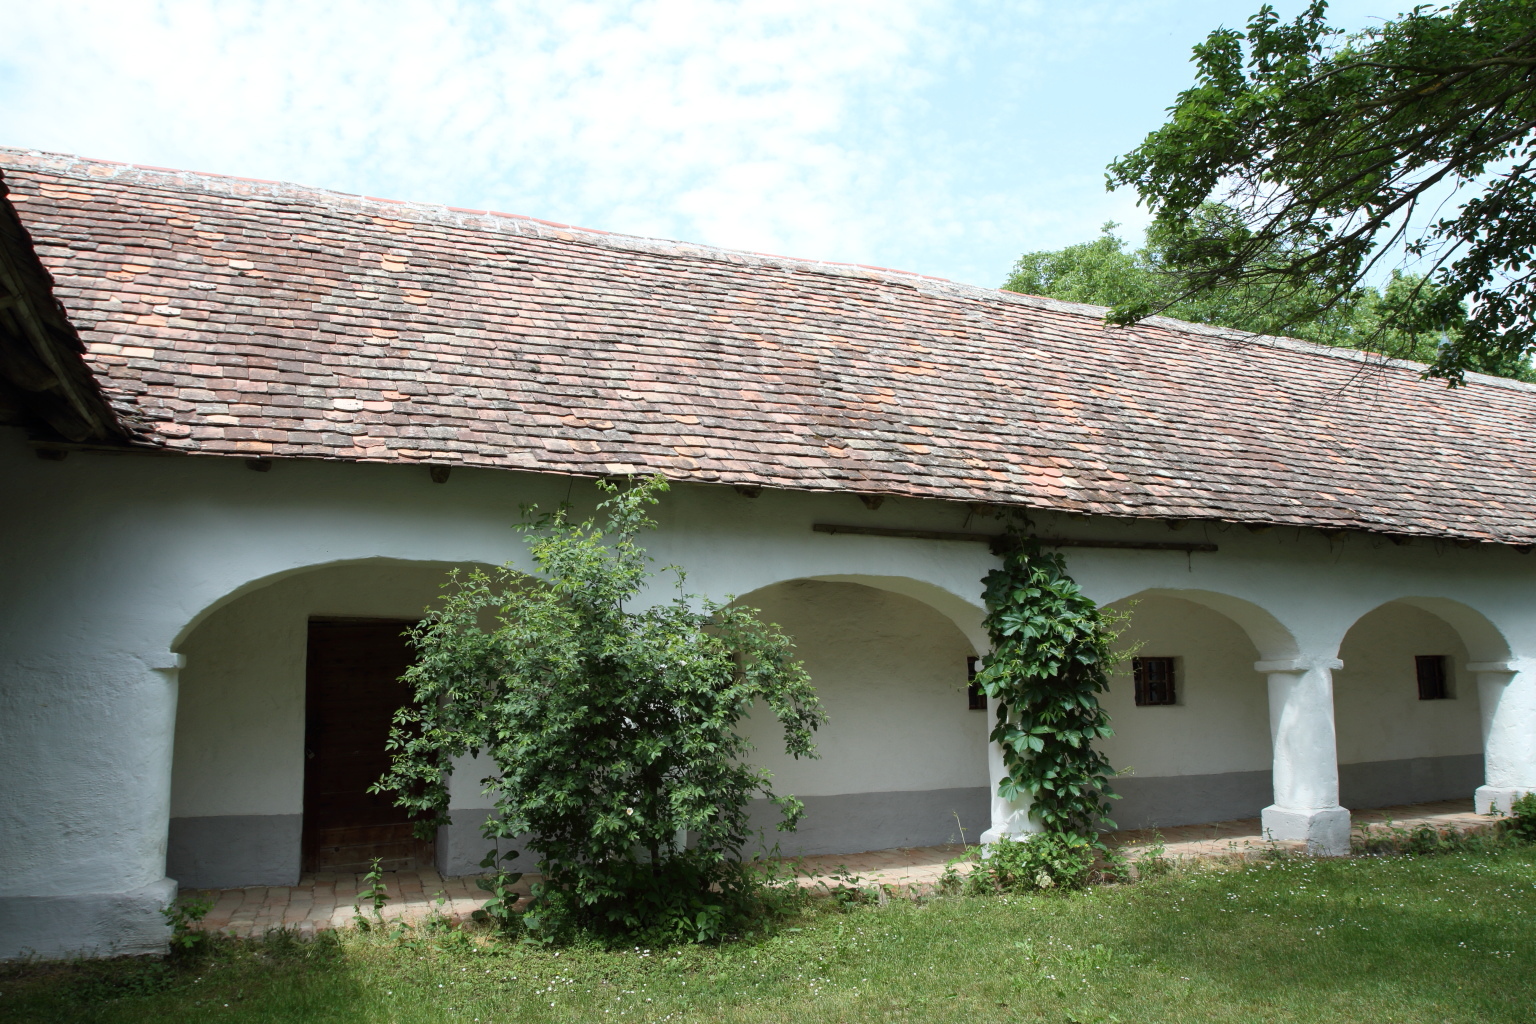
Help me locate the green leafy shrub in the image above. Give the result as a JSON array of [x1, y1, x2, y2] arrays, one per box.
[[472, 848, 525, 935], [161, 896, 212, 952], [1133, 833, 1173, 878], [375, 475, 824, 944], [1504, 792, 1536, 843], [964, 832, 1098, 893], [1352, 817, 1508, 858]]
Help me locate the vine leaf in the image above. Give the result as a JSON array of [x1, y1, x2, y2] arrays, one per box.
[[978, 534, 1124, 840]]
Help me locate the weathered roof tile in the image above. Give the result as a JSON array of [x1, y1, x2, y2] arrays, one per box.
[[8, 148, 1536, 543]]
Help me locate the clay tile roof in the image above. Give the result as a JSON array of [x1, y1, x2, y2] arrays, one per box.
[[5, 146, 1536, 545]]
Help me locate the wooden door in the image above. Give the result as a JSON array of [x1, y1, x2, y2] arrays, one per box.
[[302, 618, 435, 873]]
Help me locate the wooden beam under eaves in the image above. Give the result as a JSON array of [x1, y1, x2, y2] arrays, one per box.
[[0, 173, 126, 443], [811, 523, 1217, 553]]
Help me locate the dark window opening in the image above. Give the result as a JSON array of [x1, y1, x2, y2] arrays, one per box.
[[1133, 657, 1177, 706], [1416, 655, 1449, 700], [967, 656, 986, 710]]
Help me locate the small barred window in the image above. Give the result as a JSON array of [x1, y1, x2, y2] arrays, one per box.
[[1416, 655, 1449, 700], [1133, 657, 1177, 706], [967, 656, 986, 711]]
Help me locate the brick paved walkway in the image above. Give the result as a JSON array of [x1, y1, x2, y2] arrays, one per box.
[[187, 799, 1500, 938], [1109, 798, 1490, 863]]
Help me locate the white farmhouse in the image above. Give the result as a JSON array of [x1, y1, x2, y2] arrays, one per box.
[[3, 149, 1534, 959]]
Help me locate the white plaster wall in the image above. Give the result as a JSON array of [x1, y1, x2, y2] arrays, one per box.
[[9, 423, 1536, 953], [1334, 603, 1482, 764], [1099, 596, 1269, 778], [172, 561, 495, 819], [734, 580, 988, 797]]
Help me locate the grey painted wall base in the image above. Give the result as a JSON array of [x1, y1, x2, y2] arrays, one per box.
[[436, 814, 533, 878], [747, 787, 990, 857], [1340, 754, 1483, 810], [0, 878, 175, 961], [162, 755, 1487, 890], [440, 790, 992, 872], [1111, 770, 1273, 830], [168, 814, 302, 889], [1109, 755, 1483, 832]]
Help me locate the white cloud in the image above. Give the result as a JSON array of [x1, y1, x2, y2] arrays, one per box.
[[0, 0, 1195, 285]]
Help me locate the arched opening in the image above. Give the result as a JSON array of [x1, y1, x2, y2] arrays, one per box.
[[1333, 598, 1504, 810], [1097, 587, 1301, 663], [1100, 591, 1277, 828], [168, 558, 494, 889], [732, 578, 989, 856]]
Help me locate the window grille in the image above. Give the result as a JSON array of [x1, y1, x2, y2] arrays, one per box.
[[1133, 656, 1177, 706], [967, 656, 986, 711]]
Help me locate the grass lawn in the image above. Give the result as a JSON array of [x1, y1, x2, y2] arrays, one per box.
[[6, 845, 1535, 1023]]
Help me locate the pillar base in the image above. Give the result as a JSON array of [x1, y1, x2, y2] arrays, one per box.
[[1261, 805, 1350, 856], [980, 819, 1040, 846], [1474, 786, 1532, 816], [0, 877, 175, 961]]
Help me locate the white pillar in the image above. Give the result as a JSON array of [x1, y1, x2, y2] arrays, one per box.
[[1471, 661, 1536, 815], [0, 650, 181, 960], [980, 694, 1043, 844], [1258, 656, 1350, 855]]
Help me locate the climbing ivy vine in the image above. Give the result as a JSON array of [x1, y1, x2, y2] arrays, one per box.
[[975, 534, 1120, 838]]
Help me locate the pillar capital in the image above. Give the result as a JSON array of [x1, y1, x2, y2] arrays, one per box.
[[144, 651, 186, 673], [1254, 656, 1342, 674]]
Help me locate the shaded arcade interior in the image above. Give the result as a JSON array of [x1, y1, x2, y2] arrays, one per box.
[[170, 563, 1511, 891]]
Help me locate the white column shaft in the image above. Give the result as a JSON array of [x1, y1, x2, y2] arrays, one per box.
[[1258, 657, 1350, 854], [1473, 662, 1536, 814], [1266, 666, 1341, 810], [981, 694, 1040, 843]]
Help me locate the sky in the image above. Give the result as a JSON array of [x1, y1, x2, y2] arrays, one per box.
[[1, 0, 1405, 289]]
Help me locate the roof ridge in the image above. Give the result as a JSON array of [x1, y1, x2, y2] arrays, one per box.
[[4, 145, 1529, 395], [0, 145, 959, 278]]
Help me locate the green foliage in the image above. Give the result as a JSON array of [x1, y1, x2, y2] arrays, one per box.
[[974, 535, 1119, 837], [813, 865, 873, 910], [1353, 818, 1509, 857], [1504, 792, 1536, 842], [351, 857, 392, 932], [472, 848, 525, 935], [1006, 221, 1155, 313], [963, 832, 1098, 894], [160, 897, 213, 952], [374, 475, 824, 944], [1004, 211, 1528, 378], [1134, 832, 1174, 878], [1106, 0, 1536, 383]]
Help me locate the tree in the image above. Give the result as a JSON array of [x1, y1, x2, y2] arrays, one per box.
[[1003, 210, 1520, 375], [374, 476, 824, 943], [1104, 0, 1536, 383]]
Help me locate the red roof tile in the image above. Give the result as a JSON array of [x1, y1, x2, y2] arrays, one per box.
[[6, 147, 1536, 544]]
